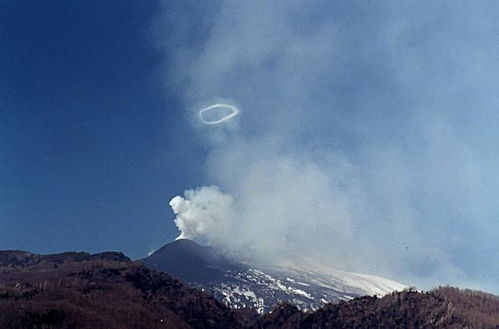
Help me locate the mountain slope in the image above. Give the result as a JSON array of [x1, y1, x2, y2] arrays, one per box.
[[142, 239, 405, 313], [1, 249, 498, 328], [143, 239, 246, 284], [255, 288, 499, 329], [0, 250, 250, 329]]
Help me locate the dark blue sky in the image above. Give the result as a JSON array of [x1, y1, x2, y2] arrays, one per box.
[[0, 1, 205, 258]]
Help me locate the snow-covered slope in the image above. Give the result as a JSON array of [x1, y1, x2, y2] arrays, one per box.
[[142, 239, 405, 313]]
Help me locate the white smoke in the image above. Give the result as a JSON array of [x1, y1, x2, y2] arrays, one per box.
[[158, 1, 499, 292], [170, 152, 370, 267], [170, 186, 236, 246], [198, 103, 240, 125]]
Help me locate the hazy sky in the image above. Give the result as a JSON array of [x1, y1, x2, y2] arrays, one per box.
[[2, 1, 499, 293]]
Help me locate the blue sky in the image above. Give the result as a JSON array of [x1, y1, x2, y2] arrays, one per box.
[[2, 1, 499, 292], [0, 0, 205, 258]]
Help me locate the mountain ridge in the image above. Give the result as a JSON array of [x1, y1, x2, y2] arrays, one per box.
[[141, 239, 405, 313], [1, 248, 498, 328], [0, 248, 252, 329]]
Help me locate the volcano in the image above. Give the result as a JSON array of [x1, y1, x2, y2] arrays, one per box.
[[141, 239, 405, 313]]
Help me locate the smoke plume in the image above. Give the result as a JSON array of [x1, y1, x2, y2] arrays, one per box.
[[156, 1, 499, 292]]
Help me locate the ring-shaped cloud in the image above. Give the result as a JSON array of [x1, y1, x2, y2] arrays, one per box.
[[199, 103, 240, 125]]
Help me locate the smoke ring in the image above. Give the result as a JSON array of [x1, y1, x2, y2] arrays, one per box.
[[199, 103, 240, 125]]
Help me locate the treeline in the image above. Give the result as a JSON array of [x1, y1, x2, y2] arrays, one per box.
[[255, 287, 499, 329]]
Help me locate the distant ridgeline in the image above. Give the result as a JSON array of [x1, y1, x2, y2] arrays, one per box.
[[0, 249, 498, 329]]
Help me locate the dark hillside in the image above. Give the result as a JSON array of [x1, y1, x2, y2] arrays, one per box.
[[1, 249, 499, 329], [434, 287, 499, 328], [255, 288, 499, 329], [142, 239, 246, 284], [0, 250, 251, 329]]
